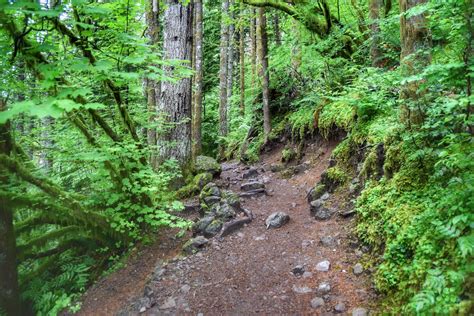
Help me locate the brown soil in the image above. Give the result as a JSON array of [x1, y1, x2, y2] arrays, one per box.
[[77, 141, 378, 315]]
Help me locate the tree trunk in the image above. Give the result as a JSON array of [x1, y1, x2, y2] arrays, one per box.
[[239, 3, 246, 115], [227, 0, 236, 109], [0, 100, 21, 316], [257, 7, 271, 140], [219, 0, 230, 158], [273, 12, 282, 46], [291, 19, 301, 73], [250, 9, 257, 96], [193, 0, 203, 157], [399, 0, 431, 125], [369, 0, 383, 67], [146, 0, 160, 169], [157, 0, 193, 166]]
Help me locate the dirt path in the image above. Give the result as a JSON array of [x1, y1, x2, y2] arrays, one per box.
[[78, 142, 378, 315]]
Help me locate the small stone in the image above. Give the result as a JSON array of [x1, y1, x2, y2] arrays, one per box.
[[139, 307, 146, 313], [302, 240, 313, 247], [254, 235, 266, 241], [314, 207, 333, 220], [355, 249, 363, 257], [316, 260, 330, 272], [353, 263, 364, 275], [292, 285, 312, 294], [352, 307, 368, 316], [160, 297, 176, 309], [320, 192, 330, 200], [317, 282, 331, 294], [320, 236, 336, 247], [292, 265, 305, 276], [237, 232, 244, 238], [291, 202, 297, 208], [335, 302, 346, 313], [302, 271, 313, 278], [180, 284, 191, 294], [265, 212, 290, 229], [310, 297, 325, 308], [182, 236, 209, 254]]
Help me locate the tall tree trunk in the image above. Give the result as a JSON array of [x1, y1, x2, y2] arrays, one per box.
[[257, 7, 271, 140], [239, 3, 246, 115], [273, 12, 282, 46], [39, 116, 54, 171], [158, 0, 193, 166], [219, 0, 230, 158], [227, 0, 236, 109], [250, 9, 257, 97], [369, 0, 383, 67], [0, 100, 21, 316], [146, 0, 160, 169], [399, 0, 431, 125], [291, 19, 301, 74], [193, 0, 203, 157]]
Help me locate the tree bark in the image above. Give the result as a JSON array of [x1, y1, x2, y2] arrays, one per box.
[[369, 0, 383, 67], [219, 0, 230, 158], [273, 12, 282, 46], [146, 0, 161, 169], [0, 100, 21, 316], [157, 0, 193, 166], [250, 9, 257, 96], [227, 0, 236, 110], [239, 3, 246, 115], [399, 0, 431, 125], [257, 7, 271, 140], [193, 0, 204, 156]]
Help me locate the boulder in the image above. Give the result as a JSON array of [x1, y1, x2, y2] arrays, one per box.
[[182, 236, 209, 254], [314, 207, 333, 220], [309, 199, 324, 214], [215, 203, 236, 220], [221, 190, 242, 211], [241, 181, 265, 192], [242, 167, 259, 179], [269, 163, 285, 173], [203, 196, 221, 207], [307, 184, 327, 203], [265, 212, 290, 229], [239, 188, 266, 198], [195, 155, 221, 177], [192, 215, 215, 235], [203, 219, 223, 237]]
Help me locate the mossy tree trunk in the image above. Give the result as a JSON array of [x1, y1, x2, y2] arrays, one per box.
[[239, 2, 246, 116], [193, 0, 204, 157], [257, 7, 271, 141], [369, 0, 383, 67], [0, 100, 21, 316], [219, 0, 230, 158], [399, 0, 431, 126]]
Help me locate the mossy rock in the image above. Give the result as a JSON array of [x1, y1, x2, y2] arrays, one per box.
[[204, 219, 224, 237], [307, 183, 327, 203], [195, 155, 222, 177], [221, 190, 241, 211], [176, 172, 213, 199], [199, 182, 221, 201]]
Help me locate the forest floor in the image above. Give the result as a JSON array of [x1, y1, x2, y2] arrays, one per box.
[[76, 140, 379, 315]]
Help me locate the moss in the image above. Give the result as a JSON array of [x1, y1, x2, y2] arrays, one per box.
[[326, 166, 349, 184], [281, 146, 296, 164], [195, 155, 221, 176], [176, 172, 213, 199], [318, 99, 355, 138], [287, 105, 316, 140], [360, 147, 378, 180]]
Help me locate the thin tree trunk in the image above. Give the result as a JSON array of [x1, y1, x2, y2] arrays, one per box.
[[369, 0, 383, 67], [273, 12, 282, 46], [227, 0, 236, 110], [291, 19, 301, 73], [219, 0, 230, 158], [399, 0, 431, 125], [250, 9, 257, 96], [257, 7, 271, 140], [0, 100, 21, 316], [158, 0, 193, 166], [239, 2, 246, 115], [146, 0, 160, 169], [193, 0, 204, 156]]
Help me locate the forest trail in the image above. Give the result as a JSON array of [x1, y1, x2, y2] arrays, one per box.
[[77, 141, 377, 315]]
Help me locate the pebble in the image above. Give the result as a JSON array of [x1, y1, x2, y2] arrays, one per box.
[[302, 271, 313, 278], [334, 302, 346, 313], [352, 307, 369, 316], [316, 260, 330, 272], [292, 265, 305, 276], [160, 297, 176, 309], [353, 263, 364, 275], [254, 235, 266, 241], [302, 240, 313, 248], [317, 282, 331, 294], [180, 284, 191, 294], [310, 297, 325, 308], [292, 285, 312, 294]]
